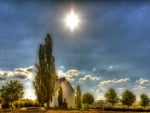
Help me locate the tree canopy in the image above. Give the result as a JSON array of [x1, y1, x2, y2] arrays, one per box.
[[140, 93, 149, 108], [121, 90, 136, 108], [33, 33, 57, 108], [76, 85, 82, 109], [0, 80, 24, 108], [82, 92, 94, 105], [104, 88, 118, 107]]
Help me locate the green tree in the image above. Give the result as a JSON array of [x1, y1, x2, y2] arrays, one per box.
[[33, 45, 47, 107], [58, 86, 63, 108], [121, 90, 136, 108], [104, 88, 118, 107], [33, 34, 57, 108], [82, 92, 94, 109], [33, 61, 46, 107], [140, 93, 149, 109], [76, 85, 82, 109], [0, 80, 24, 108]]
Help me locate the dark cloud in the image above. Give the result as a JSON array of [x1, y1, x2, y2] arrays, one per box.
[[0, 77, 6, 81], [0, 66, 33, 81], [1, 1, 150, 99], [26, 68, 33, 72], [13, 74, 27, 79], [1, 1, 150, 71]]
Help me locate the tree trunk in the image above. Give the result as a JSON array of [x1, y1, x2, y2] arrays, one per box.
[[9, 101, 12, 109], [39, 102, 42, 107], [46, 101, 50, 109], [87, 104, 89, 109], [112, 104, 114, 109]]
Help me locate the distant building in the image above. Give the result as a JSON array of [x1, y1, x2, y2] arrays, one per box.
[[50, 77, 75, 108]]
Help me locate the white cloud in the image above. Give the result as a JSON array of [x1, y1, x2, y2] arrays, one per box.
[[66, 69, 79, 77], [0, 66, 34, 81], [99, 77, 130, 87], [99, 79, 115, 86], [13, 66, 34, 80], [133, 85, 145, 90], [115, 78, 130, 83], [133, 78, 149, 91], [136, 78, 149, 85], [57, 69, 79, 81], [57, 70, 66, 78], [79, 74, 100, 81]]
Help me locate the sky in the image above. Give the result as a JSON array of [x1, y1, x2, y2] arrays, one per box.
[[0, 0, 150, 100]]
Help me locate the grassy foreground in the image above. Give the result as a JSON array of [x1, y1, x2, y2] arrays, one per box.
[[0, 109, 149, 113]]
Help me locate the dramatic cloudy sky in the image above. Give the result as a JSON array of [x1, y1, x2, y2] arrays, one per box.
[[0, 0, 150, 100]]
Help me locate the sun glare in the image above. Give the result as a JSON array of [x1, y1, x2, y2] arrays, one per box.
[[65, 10, 79, 31]]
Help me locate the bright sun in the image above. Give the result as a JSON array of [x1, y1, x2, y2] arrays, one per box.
[[65, 10, 79, 31]]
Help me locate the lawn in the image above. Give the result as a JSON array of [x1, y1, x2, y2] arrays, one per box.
[[0, 109, 148, 113]]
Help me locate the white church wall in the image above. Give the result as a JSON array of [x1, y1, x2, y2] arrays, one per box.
[[50, 78, 75, 108]]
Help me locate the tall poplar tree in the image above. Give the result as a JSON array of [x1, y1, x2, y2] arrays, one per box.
[[76, 85, 82, 109], [33, 33, 57, 108], [33, 45, 46, 107]]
